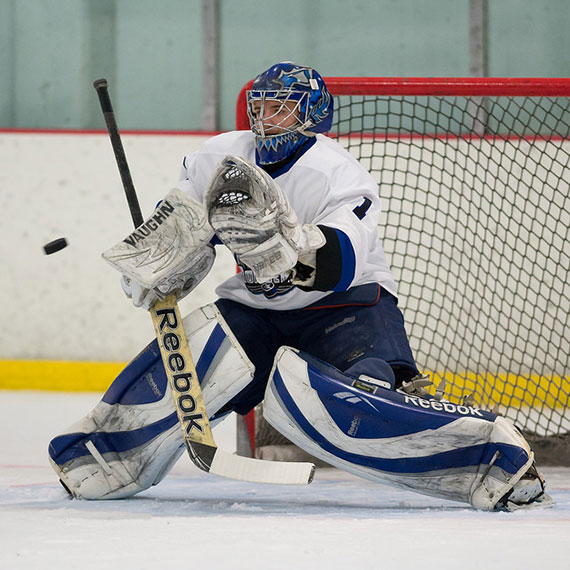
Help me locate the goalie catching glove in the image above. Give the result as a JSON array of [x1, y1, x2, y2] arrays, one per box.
[[205, 155, 325, 285], [103, 188, 215, 310]]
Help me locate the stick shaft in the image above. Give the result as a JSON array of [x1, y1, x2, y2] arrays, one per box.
[[150, 294, 216, 450], [93, 79, 314, 484], [93, 78, 144, 228], [93, 77, 216, 468]]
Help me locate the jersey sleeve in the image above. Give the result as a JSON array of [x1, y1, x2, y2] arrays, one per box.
[[176, 152, 203, 201], [309, 165, 382, 292]]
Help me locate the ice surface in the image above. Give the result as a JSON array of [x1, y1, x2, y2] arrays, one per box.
[[1, 391, 569, 569]]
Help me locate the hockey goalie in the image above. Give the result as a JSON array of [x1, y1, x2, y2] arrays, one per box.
[[48, 61, 552, 511]]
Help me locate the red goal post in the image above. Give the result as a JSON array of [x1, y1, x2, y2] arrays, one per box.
[[235, 77, 570, 465]]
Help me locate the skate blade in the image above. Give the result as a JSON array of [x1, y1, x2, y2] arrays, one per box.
[[504, 491, 555, 511]]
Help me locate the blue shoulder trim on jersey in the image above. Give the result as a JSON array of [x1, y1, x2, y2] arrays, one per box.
[[333, 228, 356, 291]]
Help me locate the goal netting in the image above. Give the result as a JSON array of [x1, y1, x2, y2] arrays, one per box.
[[235, 77, 570, 465]]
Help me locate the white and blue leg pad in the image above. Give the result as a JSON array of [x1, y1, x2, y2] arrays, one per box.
[[48, 304, 254, 500], [263, 346, 536, 510]]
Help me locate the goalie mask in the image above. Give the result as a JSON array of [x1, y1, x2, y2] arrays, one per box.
[[247, 62, 334, 165]]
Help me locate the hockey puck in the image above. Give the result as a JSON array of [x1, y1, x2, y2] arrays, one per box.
[[43, 237, 68, 255]]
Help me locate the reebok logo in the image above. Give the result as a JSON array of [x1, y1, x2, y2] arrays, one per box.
[[333, 391, 379, 412], [404, 395, 484, 417], [154, 306, 205, 436]]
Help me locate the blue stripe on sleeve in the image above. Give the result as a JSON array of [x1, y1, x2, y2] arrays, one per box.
[[333, 228, 356, 291]]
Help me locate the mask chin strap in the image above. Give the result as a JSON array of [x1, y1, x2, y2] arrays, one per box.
[[297, 127, 316, 137]]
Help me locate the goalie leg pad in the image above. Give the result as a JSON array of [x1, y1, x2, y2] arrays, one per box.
[[263, 346, 548, 510], [48, 304, 254, 500]]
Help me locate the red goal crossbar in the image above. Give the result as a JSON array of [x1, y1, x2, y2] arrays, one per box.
[[236, 77, 570, 129]]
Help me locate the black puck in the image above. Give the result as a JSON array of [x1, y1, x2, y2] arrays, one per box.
[[43, 237, 68, 255]]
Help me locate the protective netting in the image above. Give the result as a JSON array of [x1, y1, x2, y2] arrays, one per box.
[[237, 79, 570, 464], [330, 88, 570, 463]]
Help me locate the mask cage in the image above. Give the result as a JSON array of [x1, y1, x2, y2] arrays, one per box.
[[246, 90, 311, 137]]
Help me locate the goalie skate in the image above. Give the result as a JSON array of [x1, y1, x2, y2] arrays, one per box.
[[495, 462, 554, 511]]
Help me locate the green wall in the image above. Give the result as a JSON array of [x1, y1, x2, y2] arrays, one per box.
[[1, 0, 569, 131]]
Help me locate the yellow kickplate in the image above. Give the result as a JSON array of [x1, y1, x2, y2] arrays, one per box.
[[0, 360, 126, 392], [429, 370, 570, 408], [1, 360, 568, 409]]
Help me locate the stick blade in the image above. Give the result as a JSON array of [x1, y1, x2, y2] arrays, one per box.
[[210, 449, 315, 485]]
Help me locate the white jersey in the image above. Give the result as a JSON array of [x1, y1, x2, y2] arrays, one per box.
[[177, 130, 397, 310]]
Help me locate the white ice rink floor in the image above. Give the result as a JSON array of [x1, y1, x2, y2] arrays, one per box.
[[1, 391, 570, 570]]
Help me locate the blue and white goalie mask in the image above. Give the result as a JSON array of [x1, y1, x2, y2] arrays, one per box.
[[247, 62, 334, 165]]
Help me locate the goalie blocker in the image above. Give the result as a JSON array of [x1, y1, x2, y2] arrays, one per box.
[[103, 187, 216, 310]]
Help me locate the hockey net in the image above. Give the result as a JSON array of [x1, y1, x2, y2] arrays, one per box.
[[235, 77, 570, 465]]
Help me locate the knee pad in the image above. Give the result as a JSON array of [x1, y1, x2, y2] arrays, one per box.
[[49, 304, 254, 500], [263, 346, 542, 510]]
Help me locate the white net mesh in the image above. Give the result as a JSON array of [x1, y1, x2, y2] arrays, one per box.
[[240, 79, 570, 465]]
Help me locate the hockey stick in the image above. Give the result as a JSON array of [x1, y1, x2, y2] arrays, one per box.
[[93, 78, 315, 485]]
